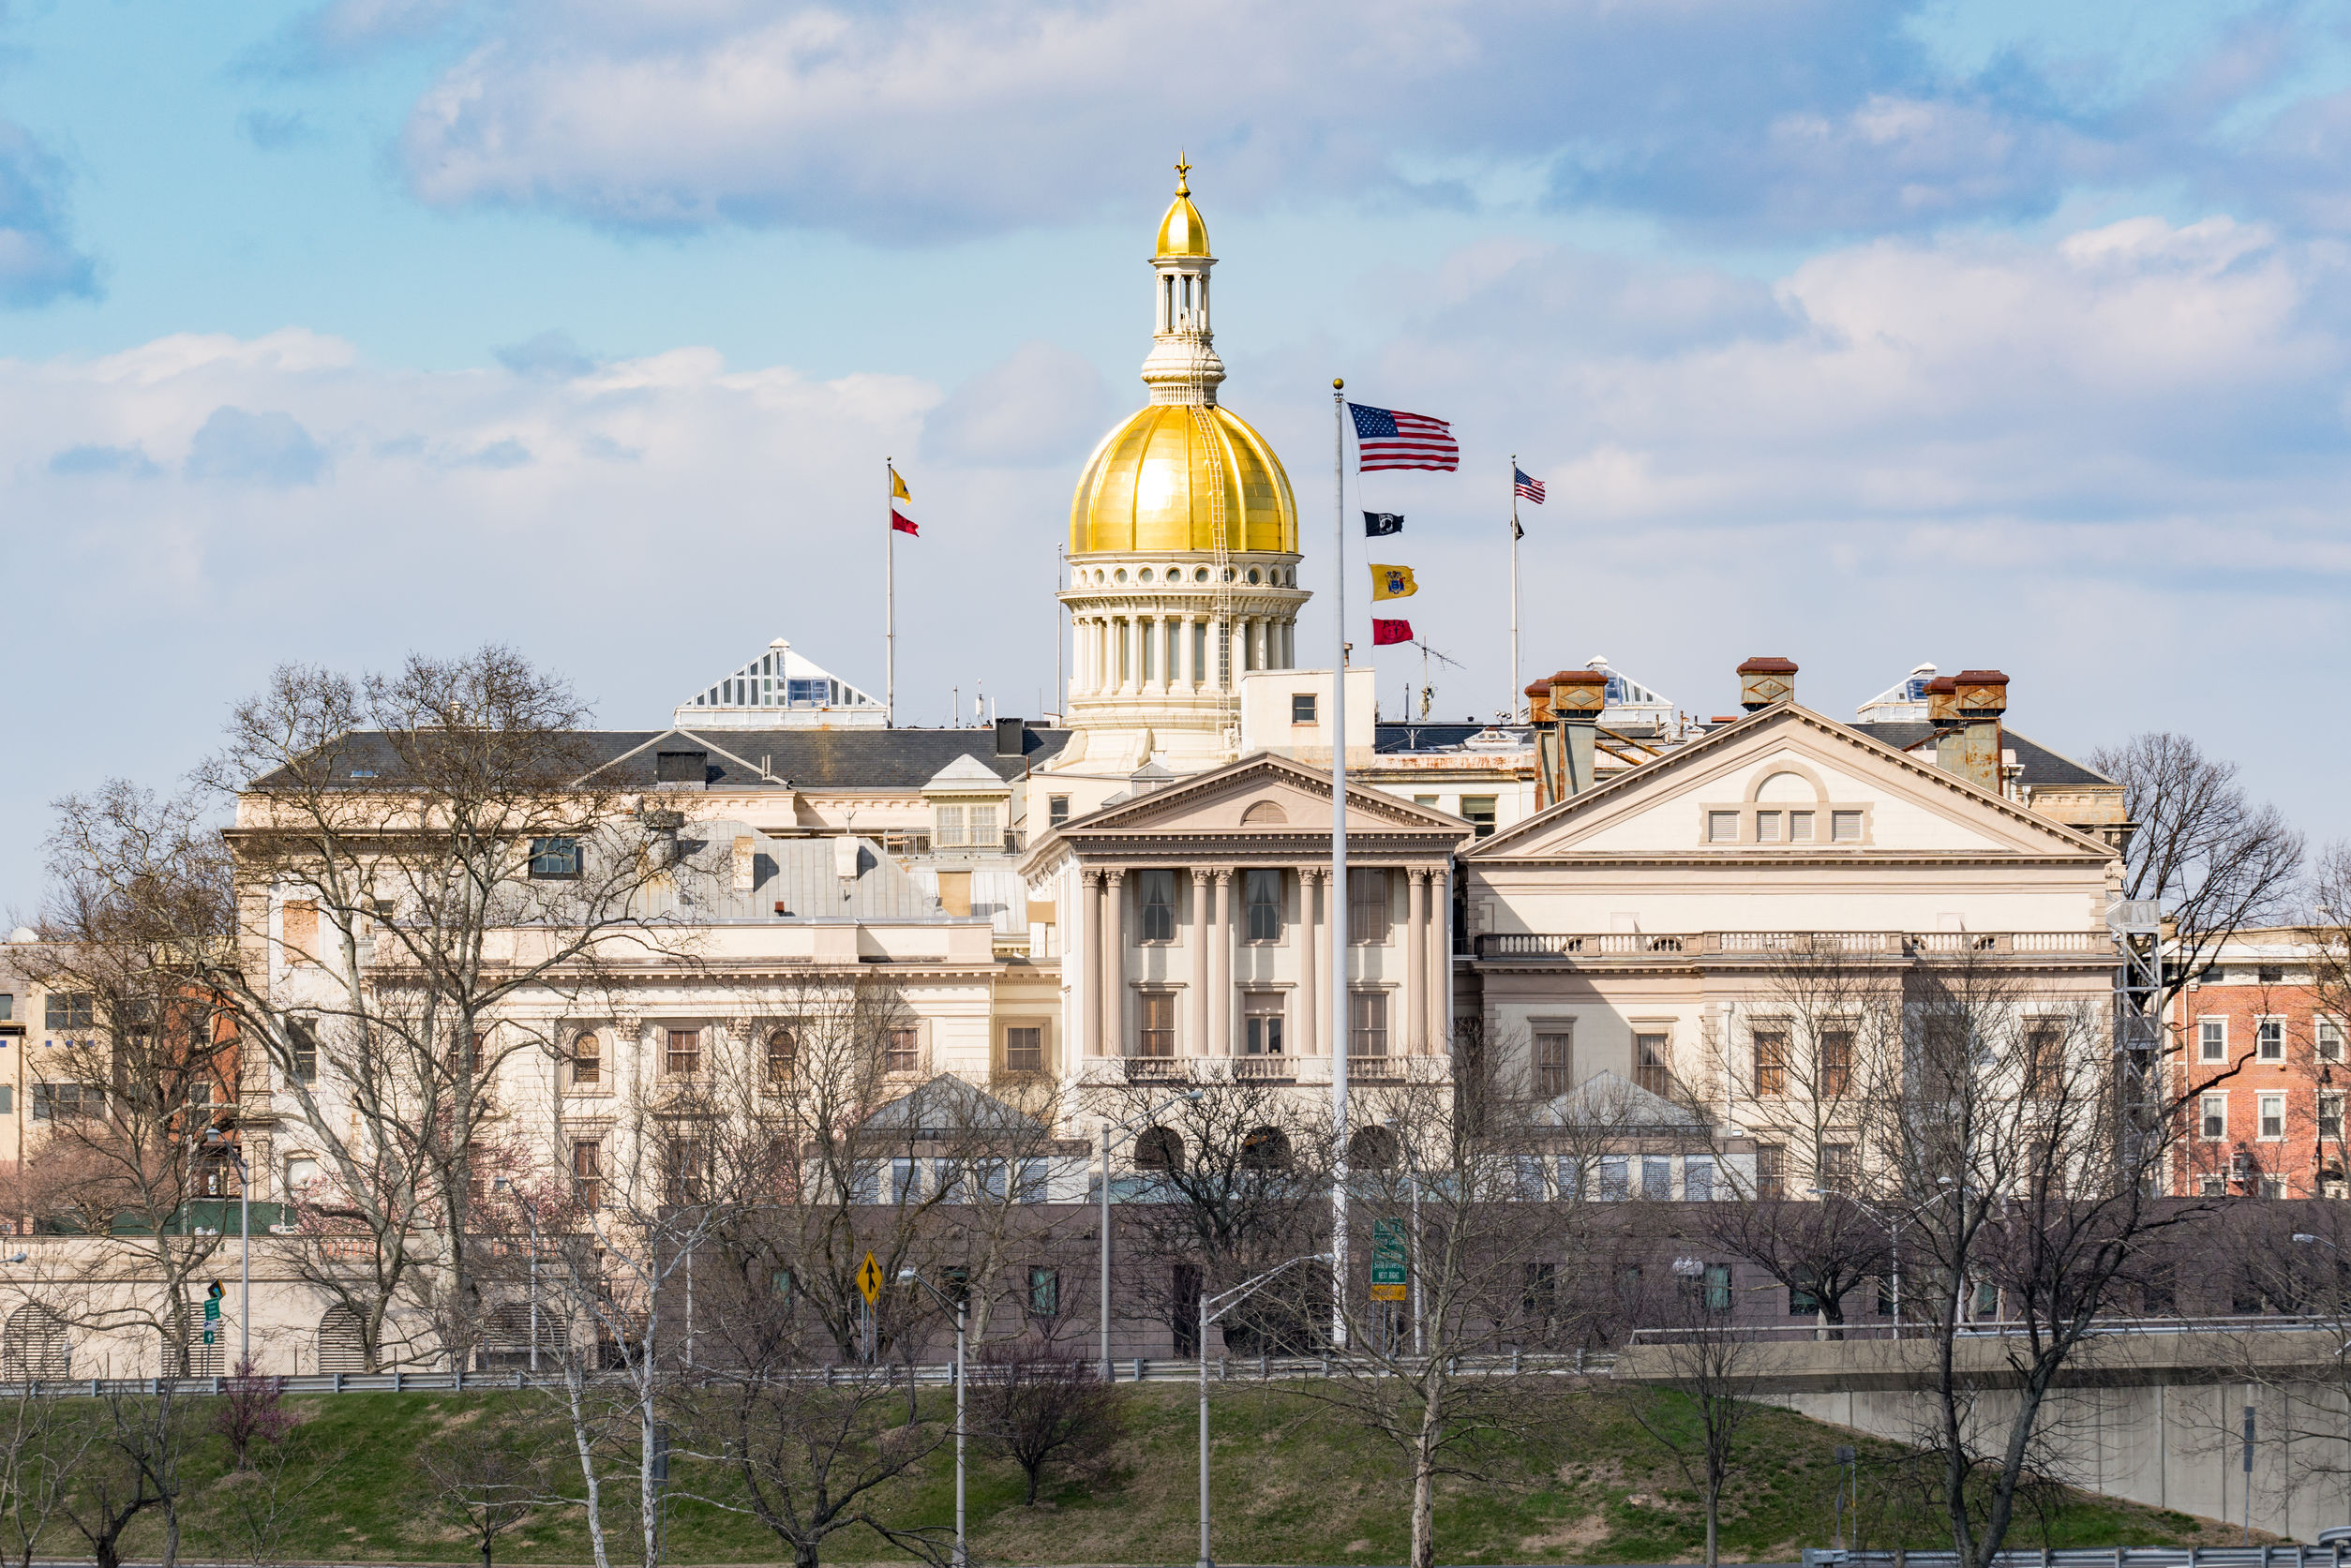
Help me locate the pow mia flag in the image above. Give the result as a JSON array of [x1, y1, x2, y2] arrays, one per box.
[[1363, 511, 1403, 537]]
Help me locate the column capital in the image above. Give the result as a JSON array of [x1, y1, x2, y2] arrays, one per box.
[[1102, 867, 1126, 886], [1190, 866, 1212, 886], [1410, 866, 1433, 887], [1083, 868, 1105, 889], [1210, 867, 1235, 885]]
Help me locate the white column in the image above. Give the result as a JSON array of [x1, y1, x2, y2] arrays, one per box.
[[1146, 613, 1165, 693], [1102, 870, 1125, 1053], [1298, 870, 1318, 1060], [1428, 866, 1449, 1055], [1190, 870, 1211, 1054], [1209, 871, 1232, 1056], [1407, 870, 1430, 1054], [1083, 872, 1103, 1057]]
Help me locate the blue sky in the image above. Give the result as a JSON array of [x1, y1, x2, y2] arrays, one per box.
[[7, 0, 2351, 903]]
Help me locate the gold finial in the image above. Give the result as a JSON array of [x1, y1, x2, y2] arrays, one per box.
[[1174, 152, 1191, 196]]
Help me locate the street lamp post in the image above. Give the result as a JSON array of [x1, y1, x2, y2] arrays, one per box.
[[898, 1269, 968, 1568], [1197, 1253, 1332, 1568], [1097, 1091, 1201, 1380], [203, 1129, 250, 1368]]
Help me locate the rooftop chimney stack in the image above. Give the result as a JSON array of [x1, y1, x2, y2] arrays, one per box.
[[1536, 668, 1608, 808], [1736, 657, 1799, 712], [1952, 670, 2009, 792], [1524, 680, 1554, 725]]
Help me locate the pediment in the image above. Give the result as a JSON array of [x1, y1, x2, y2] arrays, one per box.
[[1058, 752, 1464, 839], [1474, 707, 2112, 862]]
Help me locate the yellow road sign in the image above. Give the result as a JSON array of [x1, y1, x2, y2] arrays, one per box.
[[856, 1250, 884, 1307], [1370, 1283, 1408, 1302]]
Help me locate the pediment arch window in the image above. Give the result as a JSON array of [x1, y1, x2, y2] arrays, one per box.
[[1241, 799, 1288, 826]]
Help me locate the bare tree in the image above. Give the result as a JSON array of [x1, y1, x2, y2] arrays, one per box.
[[421, 1418, 558, 1568], [22, 784, 240, 1372], [68, 646, 702, 1371], [1298, 1072, 1572, 1568], [0, 1380, 96, 1568], [1881, 953, 2210, 1568], [1612, 1273, 1764, 1568], [58, 1390, 199, 1568], [2092, 732, 2303, 1001], [966, 1335, 1120, 1504]]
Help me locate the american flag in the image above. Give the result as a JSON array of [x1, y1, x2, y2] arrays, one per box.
[[1348, 403, 1458, 472], [1514, 467, 1546, 504]]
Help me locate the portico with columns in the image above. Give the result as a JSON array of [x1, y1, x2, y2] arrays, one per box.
[[1023, 754, 1469, 1089]]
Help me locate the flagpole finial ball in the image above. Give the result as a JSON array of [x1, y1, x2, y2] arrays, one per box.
[[1333, 378, 1343, 390]]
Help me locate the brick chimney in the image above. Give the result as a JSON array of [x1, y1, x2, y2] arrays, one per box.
[[1737, 656, 1798, 712], [1535, 669, 1608, 808]]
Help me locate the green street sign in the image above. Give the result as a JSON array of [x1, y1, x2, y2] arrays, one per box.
[[202, 1298, 220, 1322], [202, 1330, 215, 1345], [1370, 1219, 1408, 1295]]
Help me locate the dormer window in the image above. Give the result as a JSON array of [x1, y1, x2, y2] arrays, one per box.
[[933, 803, 999, 850]]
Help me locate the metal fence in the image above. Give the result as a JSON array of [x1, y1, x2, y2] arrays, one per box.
[[0, 1348, 1617, 1400], [1820, 1550, 2346, 1568], [1628, 1314, 2351, 1346]]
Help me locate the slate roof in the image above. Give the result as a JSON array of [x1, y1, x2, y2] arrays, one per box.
[[651, 823, 943, 922], [1846, 722, 2113, 790], [859, 1075, 1045, 1136], [256, 725, 1069, 792], [1535, 1069, 1707, 1130]]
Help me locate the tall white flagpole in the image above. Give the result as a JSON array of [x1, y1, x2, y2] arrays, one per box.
[[1509, 453, 1520, 723], [1330, 380, 1351, 1351], [886, 457, 897, 728]]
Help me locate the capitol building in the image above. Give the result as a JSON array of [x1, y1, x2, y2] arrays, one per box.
[[1, 170, 2136, 1373]]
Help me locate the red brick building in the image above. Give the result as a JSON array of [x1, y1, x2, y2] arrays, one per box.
[[2170, 927, 2347, 1199]]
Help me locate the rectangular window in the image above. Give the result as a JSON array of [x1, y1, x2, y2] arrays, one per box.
[[1350, 991, 1389, 1058], [1596, 1156, 1629, 1201], [1136, 993, 1176, 1058], [1705, 1263, 1732, 1312], [2258, 1018, 2284, 1061], [2201, 1093, 2227, 1140], [1534, 1030, 1572, 1098], [42, 993, 94, 1031], [1789, 811, 1815, 843], [1821, 1142, 1859, 1187], [572, 1140, 603, 1210], [529, 837, 581, 879], [1790, 1271, 1820, 1317], [1291, 693, 1317, 724], [665, 1139, 711, 1207], [2327, 1093, 2346, 1142], [1634, 1032, 1671, 1097], [1139, 869, 1176, 943], [2260, 1093, 2285, 1140], [571, 1031, 603, 1087], [2021, 1023, 2062, 1099], [1755, 811, 1782, 844], [1685, 1157, 1715, 1202], [969, 804, 999, 849], [1460, 797, 1497, 838], [1192, 621, 1207, 682], [1028, 1266, 1060, 1318], [2258, 965, 2286, 984], [2201, 1019, 2227, 1062], [281, 900, 317, 966], [1140, 626, 1154, 682], [1706, 811, 1739, 844], [665, 1028, 701, 1079], [1819, 1029, 1853, 1098], [1755, 1144, 1785, 1202], [1973, 1280, 1999, 1319], [1243, 993, 1284, 1056], [934, 804, 966, 848], [1048, 795, 1071, 827], [289, 1018, 319, 1085], [1005, 1026, 1043, 1074], [32, 1083, 97, 1120], [1831, 811, 1863, 843], [2322, 1020, 2345, 1062], [1640, 1156, 1672, 1202], [1348, 869, 1391, 944], [885, 1027, 921, 1074], [1245, 868, 1283, 942], [0, 994, 11, 1022], [1752, 1028, 1788, 1097]]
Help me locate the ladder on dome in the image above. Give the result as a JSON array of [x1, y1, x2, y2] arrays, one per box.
[[2108, 896, 2164, 1182], [1189, 406, 1240, 751]]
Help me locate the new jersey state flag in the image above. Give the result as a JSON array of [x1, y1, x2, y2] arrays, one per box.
[[891, 469, 918, 535], [1370, 563, 1418, 601]]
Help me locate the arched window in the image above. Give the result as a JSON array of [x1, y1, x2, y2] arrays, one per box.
[[317, 1304, 367, 1374], [2, 1304, 67, 1379], [1241, 1127, 1292, 1172], [1240, 799, 1287, 826], [571, 1031, 602, 1088], [766, 1029, 797, 1086], [1347, 1125, 1400, 1172], [1134, 1126, 1184, 1172]]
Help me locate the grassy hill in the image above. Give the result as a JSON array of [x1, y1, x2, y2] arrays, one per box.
[[43, 1381, 2253, 1565]]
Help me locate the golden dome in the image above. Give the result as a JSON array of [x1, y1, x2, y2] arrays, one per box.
[[1155, 157, 1210, 259], [1069, 403, 1296, 555]]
